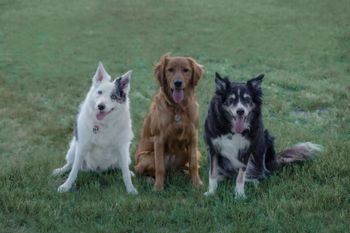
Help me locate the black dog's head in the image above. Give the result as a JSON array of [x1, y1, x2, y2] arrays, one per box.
[[214, 72, 264, 134]]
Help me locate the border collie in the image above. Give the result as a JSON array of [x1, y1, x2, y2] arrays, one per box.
[[204, 72, 321, 198], [53, 62, 137, 194]]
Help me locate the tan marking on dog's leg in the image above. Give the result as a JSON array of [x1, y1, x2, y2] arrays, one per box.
[[204, 155, 218, 196], [235, 168, 246, 199]]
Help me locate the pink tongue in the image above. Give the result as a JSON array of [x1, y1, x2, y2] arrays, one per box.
[[172, 89, 184, 103], [235, 117, 245, 134], [96, 112, 108, 121]]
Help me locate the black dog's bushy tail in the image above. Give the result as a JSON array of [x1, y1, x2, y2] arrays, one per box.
[[246, 130, 322, 180], [246, 131, 322, 181], [276, 142, 322, 167]]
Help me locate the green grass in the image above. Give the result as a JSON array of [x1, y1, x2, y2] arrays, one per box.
[[1, 0, 349, 232]]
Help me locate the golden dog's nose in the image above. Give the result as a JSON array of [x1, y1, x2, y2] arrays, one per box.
[[174, 80, 182, 88]]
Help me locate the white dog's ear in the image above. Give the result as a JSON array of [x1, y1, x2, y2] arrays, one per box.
[[116, 70, 132, 93], [93, 62, 110, 85]]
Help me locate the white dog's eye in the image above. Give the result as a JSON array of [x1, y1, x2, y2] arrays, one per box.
[[111, 94, 117, 100], [97, 90, 102, 95]]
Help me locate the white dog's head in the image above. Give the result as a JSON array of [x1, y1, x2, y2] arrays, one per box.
[[89, 62, 131, 121]]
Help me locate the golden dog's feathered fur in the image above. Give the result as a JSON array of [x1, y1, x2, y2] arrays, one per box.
[[135, 54, 204, 191]]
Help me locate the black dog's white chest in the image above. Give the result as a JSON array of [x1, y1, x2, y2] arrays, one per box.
[[212, 133, 250, 169]]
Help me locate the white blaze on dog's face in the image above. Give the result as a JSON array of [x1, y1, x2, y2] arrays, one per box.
[[215, 72, 263, 134], [225, 91, 254, 118], [91, 62, 132, 121], [224, 87, 255, 134]]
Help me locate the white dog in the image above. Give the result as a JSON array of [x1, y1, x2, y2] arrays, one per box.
[[53, 62, 137, 194]]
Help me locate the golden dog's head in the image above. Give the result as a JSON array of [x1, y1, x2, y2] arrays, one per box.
[[154, 53, 204, 103]]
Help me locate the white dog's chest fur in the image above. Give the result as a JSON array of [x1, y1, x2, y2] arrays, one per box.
[[76, 108, 133, 172], [83, 145, 121, 171], [212, 133, 250, 169]]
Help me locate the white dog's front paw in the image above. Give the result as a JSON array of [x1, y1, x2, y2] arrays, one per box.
[[235, 190, 246, 199], [127, 186, 138, 195], [52, 168, 63, 176], [57, 183, 71, 193], [130, 171, 135, 177], [204, 190, 215, 196]]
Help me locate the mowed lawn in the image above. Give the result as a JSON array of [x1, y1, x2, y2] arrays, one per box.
[[0, 0, 349, 232]]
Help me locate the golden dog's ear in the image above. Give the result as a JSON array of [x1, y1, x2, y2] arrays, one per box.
[[188, 57, 204, 87], [154, 53, 171, 87]]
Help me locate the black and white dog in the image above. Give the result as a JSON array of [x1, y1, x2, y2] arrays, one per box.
[[204, 72, 321, 198]]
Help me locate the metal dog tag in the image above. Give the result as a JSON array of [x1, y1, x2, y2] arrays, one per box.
[[93, 125, 99, 134], [175, 114, 181, 122]]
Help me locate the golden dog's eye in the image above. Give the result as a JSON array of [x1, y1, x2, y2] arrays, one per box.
[[183, 68, 189, 73], [167, 68, 175, 72]]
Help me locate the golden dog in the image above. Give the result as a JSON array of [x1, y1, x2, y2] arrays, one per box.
[[135, 54, 204, 191]]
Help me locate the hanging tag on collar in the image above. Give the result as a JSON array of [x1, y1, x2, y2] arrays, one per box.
[[93, 125, 100, 134], [174, 114, 181, 122]]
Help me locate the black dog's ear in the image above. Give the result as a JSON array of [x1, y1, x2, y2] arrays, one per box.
[[247, 74, 264, 104], [215, 72, 227, 93], [247, 74, 264, 91]]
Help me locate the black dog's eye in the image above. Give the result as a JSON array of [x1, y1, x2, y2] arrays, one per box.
[[97, 90, 102, 95], [167, 68, 175, 72], [228, 97, 235, 105], [243, 96, 252, 104], [183, 68, 189, 73]]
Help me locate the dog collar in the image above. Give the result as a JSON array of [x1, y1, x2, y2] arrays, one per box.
[[161, 93, 187, 124]]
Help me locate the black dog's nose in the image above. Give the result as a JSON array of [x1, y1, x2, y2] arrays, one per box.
[[174, 80, 182, 88], [236, 108, 245, 116], [98, 104, 105, 111]]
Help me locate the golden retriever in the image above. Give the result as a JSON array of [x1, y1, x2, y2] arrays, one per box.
[[135, 54, 204, 191]]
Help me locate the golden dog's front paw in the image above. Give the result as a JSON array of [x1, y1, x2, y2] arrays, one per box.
[[154, 182, 164, 191], [192, 177, 203, 188]]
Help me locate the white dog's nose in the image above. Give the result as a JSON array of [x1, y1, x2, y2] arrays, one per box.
[[98, 103, 105, 111]]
